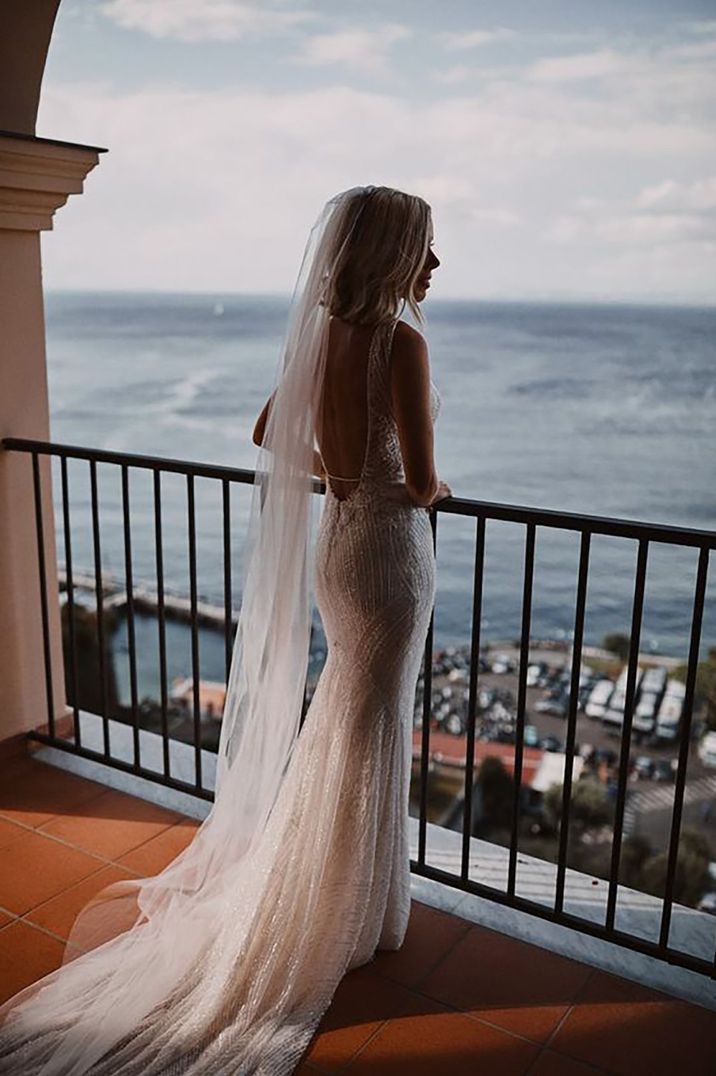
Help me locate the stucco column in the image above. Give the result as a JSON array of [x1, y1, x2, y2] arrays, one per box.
[[0, 131, 104, 743]]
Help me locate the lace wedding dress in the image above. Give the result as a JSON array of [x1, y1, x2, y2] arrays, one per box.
[[0, 315, 441, 1075]]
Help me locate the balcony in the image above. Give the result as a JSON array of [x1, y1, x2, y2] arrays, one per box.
[[1, 434, 716, 1072], [1, 20, 714, 1072], [2, 753, 716, 1075]]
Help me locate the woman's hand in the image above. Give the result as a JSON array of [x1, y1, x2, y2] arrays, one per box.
[[428, 480, 452, 507]]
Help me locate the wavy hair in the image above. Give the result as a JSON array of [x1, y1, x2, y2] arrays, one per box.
[[324, 185, 432, 327]]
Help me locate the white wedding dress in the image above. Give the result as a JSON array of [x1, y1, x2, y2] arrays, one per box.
[[0, 315, 441, 1075]]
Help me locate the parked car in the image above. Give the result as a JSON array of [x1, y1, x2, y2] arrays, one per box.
[[603, 689, 626, 729], [633, 691, 660, 736], [490, 652, 515, 674], [445, 713, 466, 736], [633, 755, 655, 780], [491, 700, 514, 722], [656, 679, 686, 742], [653, 758, 676, 782], [523, 724, 540, 747], [535, 697, 568, 717], [585, 679, 614, 719], [640, 665, 668, 695], [478, 687, 496, 710], [526, 662, 546, 687], [603, 665, 645, 729]]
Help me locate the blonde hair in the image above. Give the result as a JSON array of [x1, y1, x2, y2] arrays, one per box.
[[325, 186, 432, 327]]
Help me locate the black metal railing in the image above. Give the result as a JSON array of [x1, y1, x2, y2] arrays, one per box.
[[3, 436, 715, 979]]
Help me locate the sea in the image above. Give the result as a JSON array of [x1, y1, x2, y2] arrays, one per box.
[[41, 292, 716, 705]]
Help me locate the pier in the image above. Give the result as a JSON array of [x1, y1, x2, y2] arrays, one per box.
[[58, 569, 239, 630]]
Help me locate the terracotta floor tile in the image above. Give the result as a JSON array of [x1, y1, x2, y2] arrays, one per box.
[[371, 899, 473, 990], [549, 968, 716, 1076], [26, 863, 135, 941], [0, 817, 27, 853], [0, 758, 107, 828], [0, 829, 105, 915], [0, 920, 65, 1004], [419, 924, 594, 1044], [529, 1049, 608, 1075], [37, 788, 183, 860], [304, 965, 438, 1072], [116, 818, 200, 875], [344, 1007, 540, 1075]]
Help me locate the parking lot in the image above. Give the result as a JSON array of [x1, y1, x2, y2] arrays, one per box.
[[416, 641, 714, 788]]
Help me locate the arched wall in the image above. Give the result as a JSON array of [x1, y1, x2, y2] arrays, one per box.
[[0, 1, 106, 750], [0, 1, 62, 134]]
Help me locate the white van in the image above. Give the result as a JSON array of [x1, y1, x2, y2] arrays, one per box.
[[603, 665, 644, 729], [656, 678, 686, 742], [585, 678, 614, 719], [633, 690, 659, 735], [641, 665, 668, 696]]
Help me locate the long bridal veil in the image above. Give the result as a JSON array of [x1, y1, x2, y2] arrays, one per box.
[[0, 186, 379, 1074]]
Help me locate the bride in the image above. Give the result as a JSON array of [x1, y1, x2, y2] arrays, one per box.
[[0, 184, 451, 1074]]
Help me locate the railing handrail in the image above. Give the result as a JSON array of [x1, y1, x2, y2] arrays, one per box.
[[3, 435, 715, 549], [4, 432, 715, 979]]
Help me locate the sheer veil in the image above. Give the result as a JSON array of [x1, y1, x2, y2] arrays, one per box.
[[0, 186, 380, 1073]]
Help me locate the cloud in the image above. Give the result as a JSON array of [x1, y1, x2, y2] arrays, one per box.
[[681, 19, 716, 36], [432, 64, 473, 85], [546, 210, 712, 246], [441, 28, 516, 51], [293, 23, 412, 74], [634, 177, 716, 212], [99, 0, 313, 43], [525, 48, 626, 83], [544, 179, 716, 248], [36, 26, 716, 301]]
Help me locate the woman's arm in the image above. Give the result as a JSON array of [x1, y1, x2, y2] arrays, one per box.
[[251, 391, 275, 448], [391, 323, 440, 507], [252, 391, 326, 479]]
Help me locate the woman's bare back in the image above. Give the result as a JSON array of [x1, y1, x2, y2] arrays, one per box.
[[317, 315, 443, 506], [317, 317, 379, 503]]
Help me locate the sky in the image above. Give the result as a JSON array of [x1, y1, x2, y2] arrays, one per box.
[[37, 0, 716, 303]]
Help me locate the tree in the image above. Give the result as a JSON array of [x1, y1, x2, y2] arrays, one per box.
[[61, 602, 120, 718], [570, 776, 612, 828], [477, 755, 514, 832], [640, 828, 712, 906], [542, 775, 611, 831], [618, 834, 652, 888], [673, 646, 716, 731], [602, 632, 630, 661]]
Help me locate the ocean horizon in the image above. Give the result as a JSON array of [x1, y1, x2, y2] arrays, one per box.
[[39, 290, 716, 702]]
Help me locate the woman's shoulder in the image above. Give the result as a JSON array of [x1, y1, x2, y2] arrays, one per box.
[[392, 319, 428, 363], [393, 318, 425, 342]]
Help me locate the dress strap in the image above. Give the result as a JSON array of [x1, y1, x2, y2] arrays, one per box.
[[323, 471, 360, 481]]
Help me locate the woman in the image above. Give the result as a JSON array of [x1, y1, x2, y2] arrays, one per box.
[[0, 185, 451, 1074]]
